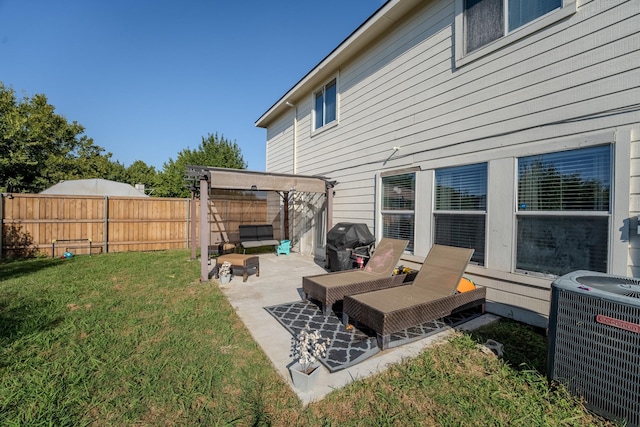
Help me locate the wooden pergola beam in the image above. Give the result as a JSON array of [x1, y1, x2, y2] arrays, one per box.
[[187, 166, 328, 193]]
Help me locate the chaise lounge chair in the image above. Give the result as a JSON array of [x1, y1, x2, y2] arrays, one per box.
[[302, 238, 409, 315], [341, 244, 486, 350]]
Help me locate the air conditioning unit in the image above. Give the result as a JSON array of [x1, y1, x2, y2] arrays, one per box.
[[548, 270, 640, 427]]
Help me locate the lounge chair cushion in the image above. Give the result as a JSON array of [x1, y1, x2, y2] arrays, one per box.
[[362, 238, 409, 276], [410, 245, 474, 293], [342, 244, 485, 349], [302, 238, 409, 314], [351, 286, 447, 313]]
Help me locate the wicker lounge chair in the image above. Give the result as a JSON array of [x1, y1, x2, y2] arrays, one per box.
[[302, 238, 409, 315], [342, 244, 486, 350]]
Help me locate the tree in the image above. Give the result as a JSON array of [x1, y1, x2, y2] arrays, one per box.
[[103, 160, 129, 183], [155, 133, 247, 198], [0, 83, 113, 193], [125, 160, 158, 195]]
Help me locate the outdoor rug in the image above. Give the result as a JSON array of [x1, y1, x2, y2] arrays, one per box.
[[264, 300, 482, 373]]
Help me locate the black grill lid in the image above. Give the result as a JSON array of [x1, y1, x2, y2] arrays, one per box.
[[326, 223, 375, 251]]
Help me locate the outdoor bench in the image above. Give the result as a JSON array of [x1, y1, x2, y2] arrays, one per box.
[[238, 224, 280, 253]]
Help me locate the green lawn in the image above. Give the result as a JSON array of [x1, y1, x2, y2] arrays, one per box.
[[0, 251, 616, 426]]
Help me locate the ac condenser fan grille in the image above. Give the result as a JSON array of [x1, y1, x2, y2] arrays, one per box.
[[550, 271, 640, 427], [576, 276, 640, 299]]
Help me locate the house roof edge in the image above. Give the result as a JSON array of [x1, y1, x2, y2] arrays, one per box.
[[255, 0, 423, 129]]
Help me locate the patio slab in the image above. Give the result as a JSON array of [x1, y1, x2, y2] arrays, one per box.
[[215, 253, 499, 405]]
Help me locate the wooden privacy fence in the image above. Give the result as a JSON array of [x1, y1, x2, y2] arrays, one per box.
[[0, 193, 268, 259]]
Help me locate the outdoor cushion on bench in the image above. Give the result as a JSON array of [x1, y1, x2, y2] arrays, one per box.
[[342, 244, 486, 350], [302, 238, 409, 315], [214, 254, 260, 282], [239, 224, 280, 250]]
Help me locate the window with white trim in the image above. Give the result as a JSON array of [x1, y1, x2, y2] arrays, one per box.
[[314, 78, 337, 130], [464, 0, 562, 54], [381, 173, 415, 252], [516, 145, 611, 276], [434, 163, 487, 265]]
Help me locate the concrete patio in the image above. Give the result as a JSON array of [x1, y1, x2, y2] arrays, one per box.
[[214, 252, 499, 405]]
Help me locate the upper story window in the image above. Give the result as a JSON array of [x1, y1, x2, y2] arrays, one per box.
[[314, 78, 337, 130], [465, 0, 561, 53], [456, 0, 576, 66]]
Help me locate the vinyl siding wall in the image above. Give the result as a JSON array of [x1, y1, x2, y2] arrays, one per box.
[[266, 113, 295, 173], [629, 128, 640, 276], [264, 0, 640, 327]]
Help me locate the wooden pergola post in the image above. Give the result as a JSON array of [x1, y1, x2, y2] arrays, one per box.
[[326, 181, 334, 233], [283, 191, 290, 241], [199, 172, 210, 282], [190, 191, 197, 260]]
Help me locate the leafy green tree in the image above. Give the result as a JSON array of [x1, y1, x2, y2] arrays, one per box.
[[125, 160, 158, 195], [104, 160, 129, 183], [0, 83, 113, 193], [155, 133, 246, 198]]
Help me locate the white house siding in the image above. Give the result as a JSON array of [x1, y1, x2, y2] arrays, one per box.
[[629, 128, 640, 276], [261, 0, 640, 327], [265, 112, 295, 174]]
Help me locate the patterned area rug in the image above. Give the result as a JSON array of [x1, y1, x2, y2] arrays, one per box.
[[264, 300, 482, 372]]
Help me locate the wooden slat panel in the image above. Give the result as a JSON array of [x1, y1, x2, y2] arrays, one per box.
[[1, 194, 268, 257]]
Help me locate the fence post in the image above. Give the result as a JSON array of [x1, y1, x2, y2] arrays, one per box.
[[104, 196, 109, 253], [0, 194, 3, 260]]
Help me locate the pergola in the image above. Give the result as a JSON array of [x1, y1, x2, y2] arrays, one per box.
[[185, 166, 335, 281]]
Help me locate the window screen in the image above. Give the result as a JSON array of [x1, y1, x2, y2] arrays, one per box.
[[465, 0, 504, 53], [434, 214, 486, 264], [435, 163, 487, 265], [516, 216, 609, 275], [382, 173, 415, 252], [465, 0, 562, 53], [516, 145, 611, 276]]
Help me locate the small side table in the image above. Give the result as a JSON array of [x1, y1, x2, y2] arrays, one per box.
[[215, 254, 260, 282]]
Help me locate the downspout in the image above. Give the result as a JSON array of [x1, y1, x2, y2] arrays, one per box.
[[286, 101, 297, 174]]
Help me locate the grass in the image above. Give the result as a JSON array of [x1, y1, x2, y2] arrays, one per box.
[[0, 250, 618, 426]]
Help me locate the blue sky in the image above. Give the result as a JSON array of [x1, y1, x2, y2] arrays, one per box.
[[0, 0, 385, 171]]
